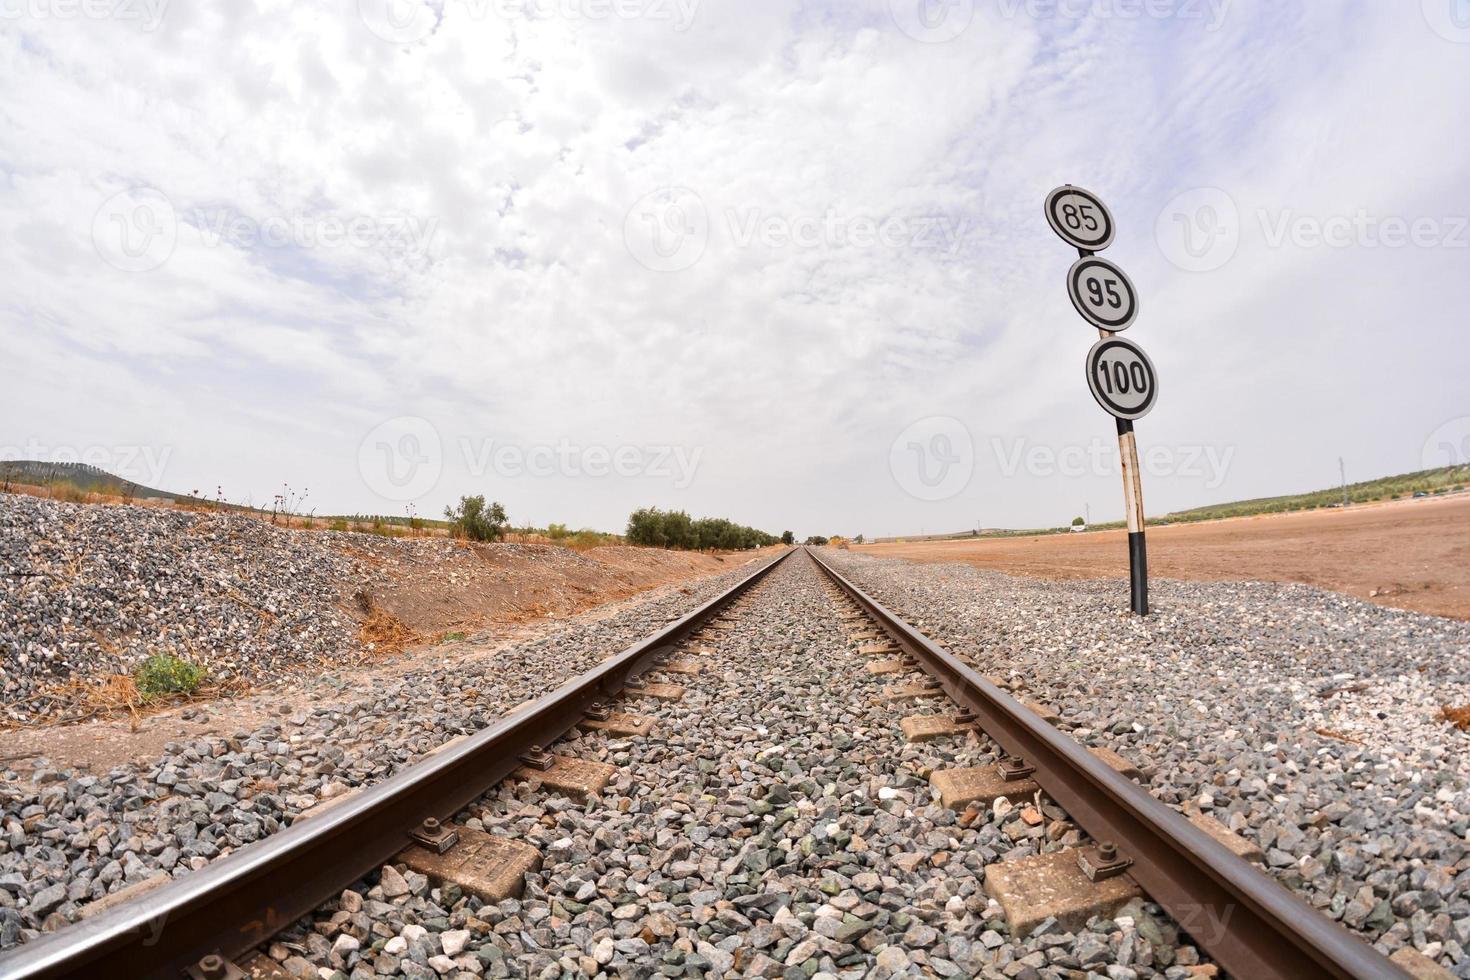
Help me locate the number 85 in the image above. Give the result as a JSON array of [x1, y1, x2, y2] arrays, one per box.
[[1063, 203, 1099, 232]]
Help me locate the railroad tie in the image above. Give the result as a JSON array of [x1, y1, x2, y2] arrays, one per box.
[[580, 711, 657, 737], [624, 681, 685, 702], [511, 754, 618, 802], [398, 829, 543, 904]]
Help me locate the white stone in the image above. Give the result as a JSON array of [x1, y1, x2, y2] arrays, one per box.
[[698, 939, 735, 973], [378, 865, 410, 899], [440, 929, 471, 957]]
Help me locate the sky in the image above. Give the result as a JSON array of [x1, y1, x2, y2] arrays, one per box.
[[1, 0, 1467, 538]]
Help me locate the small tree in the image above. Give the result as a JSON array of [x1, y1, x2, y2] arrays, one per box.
[[445, 495, 508, 541], [1071, 516, 1085, 527], [780, 530, 794, 545], [626, 507, 666, 546], [854, 534, 864, 544]]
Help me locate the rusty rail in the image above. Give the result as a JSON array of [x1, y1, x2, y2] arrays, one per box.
[[0, 549, 795, 980], [805, 548, 1403, 980]]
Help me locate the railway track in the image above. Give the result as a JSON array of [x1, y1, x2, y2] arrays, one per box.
[[0, 548, 1413, 978]]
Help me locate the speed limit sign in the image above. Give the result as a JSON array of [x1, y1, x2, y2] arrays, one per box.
[[1067, 256, 1138, 332], [1047, 186, 1156, 614], [1085, 336, 1158, 421], [1045, 185, 1115, 252]]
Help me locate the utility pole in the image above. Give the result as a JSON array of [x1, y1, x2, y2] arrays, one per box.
[[1339, 457, 1348, 508]]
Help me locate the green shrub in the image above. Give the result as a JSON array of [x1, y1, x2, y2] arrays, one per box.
[[445, 495, 508, 542], [626, 507, 778, 550], [134, 655, 205, 698]]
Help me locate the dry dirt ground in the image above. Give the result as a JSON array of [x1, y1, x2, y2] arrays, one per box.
[[350, 540, 757, 635], [857, 492, 1470, 620], [0, 548, 781, 774]]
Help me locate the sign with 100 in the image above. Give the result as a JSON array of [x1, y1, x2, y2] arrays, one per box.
[[1044, 184, 1156, 615], [1086, 336, 1157, 421]]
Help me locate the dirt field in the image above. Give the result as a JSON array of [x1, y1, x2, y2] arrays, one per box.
[[857, 493, 1470, 620], [358, 541, 770, 635]]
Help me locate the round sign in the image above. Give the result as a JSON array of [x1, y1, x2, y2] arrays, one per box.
[[1045, 185, 1115, 252], [1085, 337, 1158, 420], [1067, 256, 1138, 332]]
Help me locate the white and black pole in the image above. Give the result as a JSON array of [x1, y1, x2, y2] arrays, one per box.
[[1045, 185, 1158, 615]]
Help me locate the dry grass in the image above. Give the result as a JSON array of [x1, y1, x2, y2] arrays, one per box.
[[1313, 727, 1365, 745], [359, 607, 419, 656], [2, 671, 247, 730], [1441, 705, 1470, 731]]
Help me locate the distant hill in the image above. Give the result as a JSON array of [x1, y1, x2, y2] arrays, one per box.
[[873, 463, 1470, 542], [0, 460, 187, 502], [1161, 464, 1470, 524]]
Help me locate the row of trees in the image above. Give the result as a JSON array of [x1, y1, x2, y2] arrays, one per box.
[[626, 507, 780, 551]]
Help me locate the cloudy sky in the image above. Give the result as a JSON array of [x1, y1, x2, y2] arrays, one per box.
[[2, 0, 1467, 537]]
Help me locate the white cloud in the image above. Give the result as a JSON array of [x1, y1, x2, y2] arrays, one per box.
[[0, 0, 1465, 536]]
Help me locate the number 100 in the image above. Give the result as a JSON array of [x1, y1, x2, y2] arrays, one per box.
[[1097, 360, 1148, 396]]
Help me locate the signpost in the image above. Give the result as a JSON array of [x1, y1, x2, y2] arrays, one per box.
[[1045, 185, 1156, 615]]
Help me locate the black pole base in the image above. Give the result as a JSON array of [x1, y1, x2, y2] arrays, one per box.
[[1128, 531, 1149, 615]]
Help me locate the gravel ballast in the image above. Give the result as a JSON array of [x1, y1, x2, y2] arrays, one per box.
[[4, 546, 1466, 976], [265, 553, 1214, 979], [0, 552, 781, 954], [820, 549, 1470, 976]]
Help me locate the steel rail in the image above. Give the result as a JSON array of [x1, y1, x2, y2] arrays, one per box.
[[0, 548, 796, 980], [805, 548, 1404, 980]]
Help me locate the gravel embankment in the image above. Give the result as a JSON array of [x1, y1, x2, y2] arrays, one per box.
[[820, 550, 1470, 976], [0, 493, 729, 724], [0, 494, 368, 720], [0, 553, 780, 953], [268, 553, 1210, 979]]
